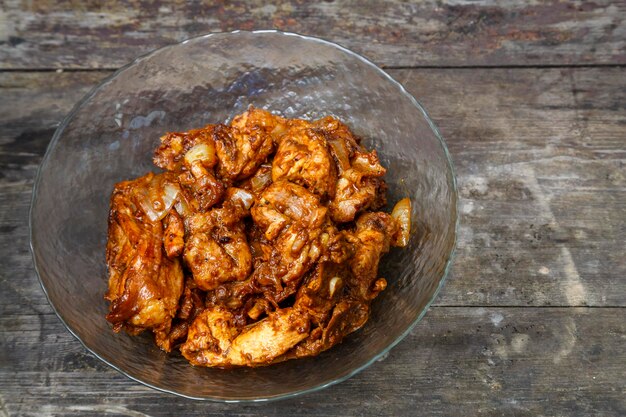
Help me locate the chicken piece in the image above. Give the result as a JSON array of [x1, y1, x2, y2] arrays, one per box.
[[295, 262, 347, 325], [277, 262, 366, 361], [154, 124, 225, 212], [281, 212, 399, 360], [153, 125, 218, 172], [229, 307, 309, 365], [313, 116, 388, 222], [272, 226, 324, 284], [230, 106, 287, 139], [154, 107, 281, 205], [329, 168, 386, 223], [163, 210, 185, 258], [313, 115, 362, 170], [206, 214, 273, 311], [251, 180, 327, 240], [183, 188, 254, 290], [154, 280, 205, 352], [214, 108, 283, 181], [105, 174, 184, 338], [179, 306, 240, 366], [180, 305, 310, 367], [348, 212, 397, 301], [251, 181, 327, 288], [177, 160, 226, 212], [272, 123, 337, 199]]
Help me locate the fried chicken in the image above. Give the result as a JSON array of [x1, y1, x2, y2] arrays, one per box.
[[105, 173, 184, 343], [183, 188, 253, 291], [272, 122, 338, 199], [105, 107, 411, 366], [180, 305, 310, 367]]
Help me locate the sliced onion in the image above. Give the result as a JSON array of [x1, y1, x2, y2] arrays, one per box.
[[328, 276, 343, 297], [137, 179, 181, 222], [391, 197, 411, 247], [327, 137, 351, 172], [250, 166, 272, 192], [184, 142, 217, 167], [352, 151, 386, 177], [270, 122, 287, 143], [174, 193, 192, 218], [228, 187, 254, 210]]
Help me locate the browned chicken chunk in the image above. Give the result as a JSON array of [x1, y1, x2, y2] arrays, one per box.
[[214, 108, 284, 180], [105, 173, 184, 341], [184, 189, 253, 291], [277, 212, 400, 361], [105, 108, 411, 367], [181, 305, 310, 367], [251, 181, 327, 290], [314, 116, 387, 222], [348, 211, 398, 301], [272, 122, 337, 199], [153, 125, 218, 172]]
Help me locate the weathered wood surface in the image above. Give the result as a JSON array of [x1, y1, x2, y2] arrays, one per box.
[[2, 308, 625, 416], [1, 2, 625, 412], [1, 0, 625, 69], [0, 68, 624, 415], [1, 69, 623, 313], [402, 67, 626, 307]]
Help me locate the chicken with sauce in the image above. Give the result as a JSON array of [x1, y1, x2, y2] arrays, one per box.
[[105, 107, 411, 367], [105, 173, 185, 351]]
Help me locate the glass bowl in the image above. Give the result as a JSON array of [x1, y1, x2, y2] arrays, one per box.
[[30, 30, 458, 401]]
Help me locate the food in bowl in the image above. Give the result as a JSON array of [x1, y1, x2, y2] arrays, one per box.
[[105, 107, 411, 367]]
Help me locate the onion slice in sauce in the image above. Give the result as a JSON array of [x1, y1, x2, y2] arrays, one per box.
[[327, 137, 351, 173], [137, 176, 181, 222], [250, 166, 272, 193], [184, 143, 217, 167], [174, 193, 192, 218], [391, 197, 411, 247], [229, 188, 254, 210]]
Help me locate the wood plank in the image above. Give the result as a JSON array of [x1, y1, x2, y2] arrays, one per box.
[[0, 72, 106, 317], [1, 308, 624, 415], [1, 68, 623, 309], [395, 67, 626, 307], [1, 0, 625, 69]]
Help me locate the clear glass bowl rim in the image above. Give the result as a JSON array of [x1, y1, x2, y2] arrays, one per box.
[[29, 29, 459, 402]]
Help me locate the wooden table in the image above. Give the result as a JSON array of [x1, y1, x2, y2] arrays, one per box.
[[1, 1, 624, 415]]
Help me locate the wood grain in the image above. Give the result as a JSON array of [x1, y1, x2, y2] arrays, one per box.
[[398, 67, 626, 307], [1, 0, 625, 69], [1, 308, 624, 416], [2, 1, 625, 414], [0, 62, 624, 415], [1, 69, 623, 311]]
